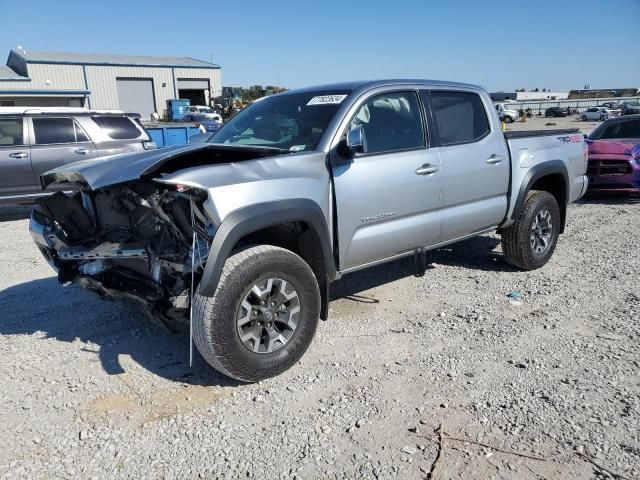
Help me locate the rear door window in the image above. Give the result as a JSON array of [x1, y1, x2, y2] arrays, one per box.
[[33, 117, 77, 144], [91, 116, 142, 139], [430, 91, 490, 146], [0, 118, 24, 146]]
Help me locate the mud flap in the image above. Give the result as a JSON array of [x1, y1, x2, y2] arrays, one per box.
[[414, 248, 427, 277]]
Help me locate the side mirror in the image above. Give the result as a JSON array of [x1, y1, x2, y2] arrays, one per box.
[[346, 125, 367, 154]]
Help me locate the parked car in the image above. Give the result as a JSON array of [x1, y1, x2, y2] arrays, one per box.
[[600, 102, 621, 110], [494, 103, 518, 123], [586, 114, 640, 192], [545, 106, 570, 117], [599, 102, 622, 116], [185, 106, 223, 123], [621, 101, 640, 116], [0, 108, 155, 205], [581, 107, 610, 122], [29, 79, 588, 382]]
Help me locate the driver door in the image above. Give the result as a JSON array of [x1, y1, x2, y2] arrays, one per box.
[[330, 90, 442, 271]]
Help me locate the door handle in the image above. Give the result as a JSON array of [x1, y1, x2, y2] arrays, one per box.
[[74, 148, 91, 155], [415, 164, 439, 175], [9, 152, 29, 159], [486, 154, 504, 164]]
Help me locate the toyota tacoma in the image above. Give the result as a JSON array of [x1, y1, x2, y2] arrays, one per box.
[[30, 79, 589, 382]]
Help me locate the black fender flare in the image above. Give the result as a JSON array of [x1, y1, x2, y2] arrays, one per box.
[[510, 160, 569, 231], [198, 198, 336, 298]]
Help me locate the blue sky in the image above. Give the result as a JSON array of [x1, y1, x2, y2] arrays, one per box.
[[1, 0, 638, 91]]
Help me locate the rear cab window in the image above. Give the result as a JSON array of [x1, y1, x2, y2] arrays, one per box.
[[430, 91, 490, 146], [32, 117, 90, 145], [0, 117, 24, 146], [91, 116, 143, 139]]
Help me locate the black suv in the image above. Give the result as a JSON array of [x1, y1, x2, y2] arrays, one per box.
[[545, 106, 570, 117]]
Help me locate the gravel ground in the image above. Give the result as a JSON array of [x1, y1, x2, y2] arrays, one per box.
[[1, 123, 639, 479]]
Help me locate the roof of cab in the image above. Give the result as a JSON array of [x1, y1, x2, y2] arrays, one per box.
[[283, 79, 482, 95]]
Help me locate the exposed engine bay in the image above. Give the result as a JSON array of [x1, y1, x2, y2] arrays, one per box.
[[31, 182, 213, 324]]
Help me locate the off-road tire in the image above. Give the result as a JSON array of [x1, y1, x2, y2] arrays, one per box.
[[501, 190, 561, 271], [193, 245, 320, 382]]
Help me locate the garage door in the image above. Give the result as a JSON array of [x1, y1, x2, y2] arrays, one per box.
[[177, 79, 209, 90], [116, 78, 155, 120]]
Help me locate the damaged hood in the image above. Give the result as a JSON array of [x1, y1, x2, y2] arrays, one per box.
[[41, 144, 292, 191], [587, 139, 640, 158]]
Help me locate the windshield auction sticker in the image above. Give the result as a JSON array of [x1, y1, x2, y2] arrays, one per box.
[[307, 95, 347, 106]]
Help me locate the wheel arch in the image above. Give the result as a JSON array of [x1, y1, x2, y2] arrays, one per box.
[[198, 199, 336, 318], [511, 161, 569, 233]]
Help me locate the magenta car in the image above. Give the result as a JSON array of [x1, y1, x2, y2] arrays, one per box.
[[586, 115, 640, 192]]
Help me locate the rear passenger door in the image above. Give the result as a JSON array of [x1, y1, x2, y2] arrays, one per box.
[[88, 115, 148, 156], [0, 116, 37, 196], [29, 116, 98, 183], [426, 90, 509, 241]]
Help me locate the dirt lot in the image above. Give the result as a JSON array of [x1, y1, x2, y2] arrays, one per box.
[[504, 114, 601, 135], [1, 119, 639, 479]]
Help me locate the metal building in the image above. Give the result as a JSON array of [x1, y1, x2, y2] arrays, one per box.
[[0, 48, 221, 119]]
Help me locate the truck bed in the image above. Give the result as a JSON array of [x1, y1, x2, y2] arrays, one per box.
[[502, 128, 588, 225]]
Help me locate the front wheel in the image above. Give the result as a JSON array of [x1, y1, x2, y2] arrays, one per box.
[[581, 115, 587, 121], [503, 116, 513, 124], [193, 245, 320, 382], [500, 191, 561, 270], [600, 115, 606, 121]]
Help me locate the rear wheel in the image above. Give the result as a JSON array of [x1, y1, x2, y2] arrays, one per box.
[[503, 116, 513, 124], [500, 191, 560, 270], [193, 245, 320, 382]]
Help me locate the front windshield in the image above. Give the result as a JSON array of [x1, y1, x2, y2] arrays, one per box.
[[208, 90, 350, 151], [589, 119, 640, 140], [199, 107, 214, 113]]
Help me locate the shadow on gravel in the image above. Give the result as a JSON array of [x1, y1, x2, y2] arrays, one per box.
[[1, 235, 508, 384], [331, 234, 512, 301], [579, 191, 640, 205], [0, 277, 240, 387], [0, 205, 32, 222]]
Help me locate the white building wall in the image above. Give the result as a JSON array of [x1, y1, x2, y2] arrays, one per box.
[[85, 65, 221, 115], [0, 63, 85, 91], [0, 61, 222, 115], [516, 91, 569, 101], [85, 65, 174, 114], [173, 67, 222, 98]]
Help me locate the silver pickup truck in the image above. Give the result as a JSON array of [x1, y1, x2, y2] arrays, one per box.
[[30, 79, 588, 382]]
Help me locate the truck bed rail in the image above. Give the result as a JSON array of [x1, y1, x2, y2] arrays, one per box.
[[504, 129, 580, 139]]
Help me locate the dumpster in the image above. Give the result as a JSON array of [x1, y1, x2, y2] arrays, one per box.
[[166, 99, 190, 121], [146, 125, 201, 148]]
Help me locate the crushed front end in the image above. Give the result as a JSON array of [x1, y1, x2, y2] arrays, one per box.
[[30, 182, 213, 324]]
